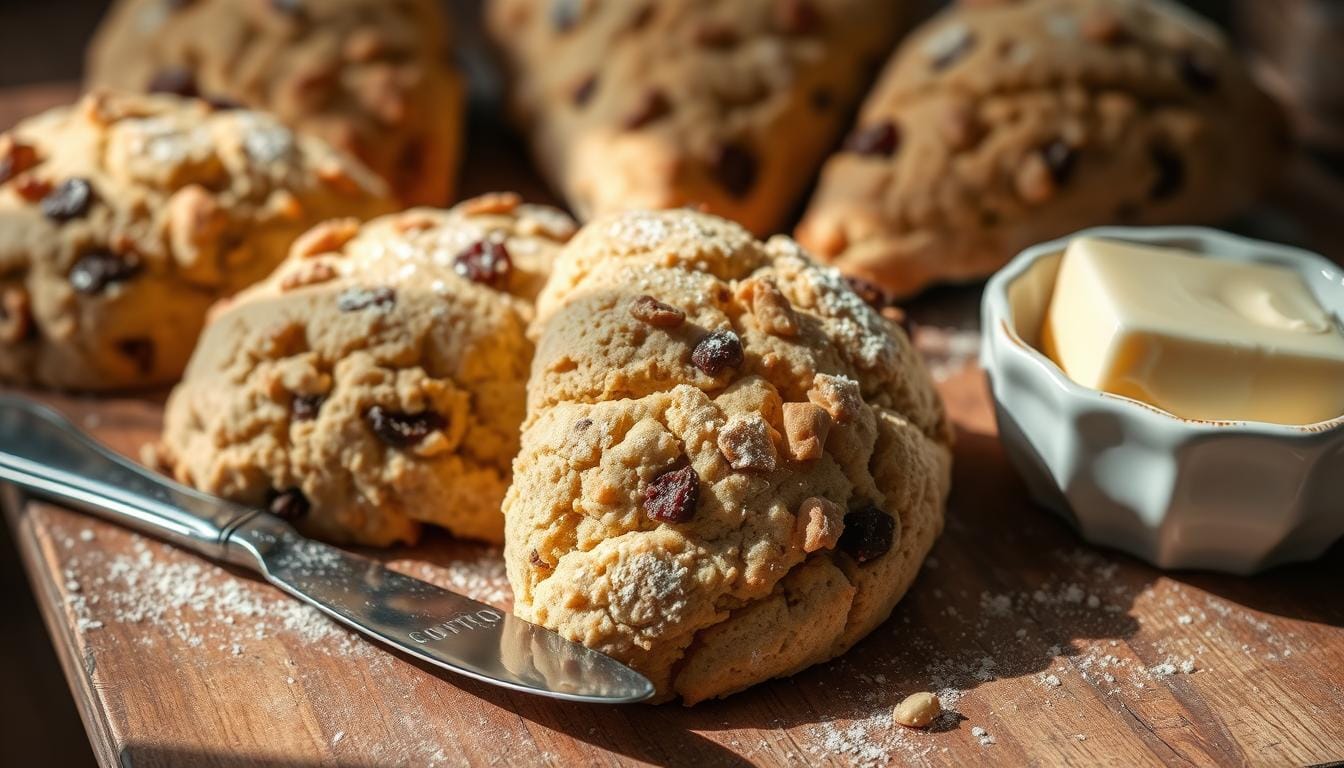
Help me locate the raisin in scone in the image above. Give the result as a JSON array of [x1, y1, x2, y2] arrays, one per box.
[[795, 0, 1285, 297], [88, 0, 464, 205], [0, 91, 391, 391], [485, 0, 907, 235], [505, 209, 952, 703], [154, 195, 577, 546]]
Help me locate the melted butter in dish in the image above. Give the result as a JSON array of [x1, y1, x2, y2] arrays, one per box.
[[1041, 237, 1344, 425]]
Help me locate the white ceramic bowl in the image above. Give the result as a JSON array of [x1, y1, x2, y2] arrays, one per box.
[[981, 226, 1344, 574]]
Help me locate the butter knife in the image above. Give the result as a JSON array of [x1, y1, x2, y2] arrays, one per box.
[[0, 395, 654, 704]]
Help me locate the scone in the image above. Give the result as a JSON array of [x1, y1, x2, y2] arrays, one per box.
[[88, 0, 464, 205], [505, 209, 952, 703], [0, 91, 391, 391], [795, 0, 1285, 297], [485, 0, 908, 235], [155, 195, 577, 546]]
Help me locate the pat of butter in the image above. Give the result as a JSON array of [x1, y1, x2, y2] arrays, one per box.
[[1041, 237, 1344, 425]]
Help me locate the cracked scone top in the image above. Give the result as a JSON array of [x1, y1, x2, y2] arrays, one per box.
[[0, 91, 392, 391], [795, 0, 1284, 298], [156, 195, 577, 546], [88, 0, 464, 205], [485, 0, 907, 235], [506, 209, 953, 703]]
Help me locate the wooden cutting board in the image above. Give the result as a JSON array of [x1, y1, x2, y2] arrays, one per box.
[[4, 82, 1344, 768]]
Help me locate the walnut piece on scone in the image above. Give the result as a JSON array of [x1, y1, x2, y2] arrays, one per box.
[[795, 0, 1286, 298], [155, 196, 576, 546], [0, 91, 392, 391], [485, 0, 911, 235], [87, 0, 465, 205], [505, 209, 952, 703]]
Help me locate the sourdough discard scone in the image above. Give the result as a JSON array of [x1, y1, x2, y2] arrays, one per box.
[[505, 209, 952, 703], [88, 0, 464, 205], [795, 0, 1285, 297], [155, 195, 577, 546], [0, 91, 391, 391], [486, 0, 907, 235]]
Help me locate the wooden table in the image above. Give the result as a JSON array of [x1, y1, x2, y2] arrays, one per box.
[[5, 83, 1344, 768]]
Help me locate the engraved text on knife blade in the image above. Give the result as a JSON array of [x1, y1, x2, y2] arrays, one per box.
[[409, 608, 504, 643]]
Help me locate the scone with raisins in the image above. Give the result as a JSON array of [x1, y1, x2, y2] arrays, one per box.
[[0, 91, 392, 391], [505, 209, 952, 703], [154, 195, 577, 546], [796, 0, 1284, 297], [88, 0, 464, 205], [486, 0, 908, 234]]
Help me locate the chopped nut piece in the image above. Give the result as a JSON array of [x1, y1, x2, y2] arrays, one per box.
[[717, 414, 778, 472], [738, 278, 799, 337], [292, 218, 360, 258], [807, 373, 862, 424], [279, 259, 338, 291], [167, 185, 228, 284], [317, 164, 365, 196], [630, 295, 685, 328], [893, 692, 942, 728], [460, 191, 521, 216], [796, 497, 843, 552], [782, 401, 831, 461]]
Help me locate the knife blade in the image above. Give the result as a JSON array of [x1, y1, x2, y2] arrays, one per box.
[[0, 395, 654, 704]]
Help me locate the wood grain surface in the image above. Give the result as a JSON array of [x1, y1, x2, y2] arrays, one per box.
[[4, 82, 1344, 768]]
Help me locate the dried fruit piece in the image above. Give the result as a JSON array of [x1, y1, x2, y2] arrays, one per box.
[[1042, 140, 1076, 185], [643, 464, 699, 523], [572, 74, 599, 107], [268, 488, 310, 521], [709, 142, 758, 199], [796, 497, 844, 552], [41, 177, 95, 222], [717, 414, 778, 472], [1177, 50, 1218, 92], [1149, 145, 1185, 200], [691, 330, 744, 375], [551, 0, 581, 31], [782, 401, 831, 461], [529, 549, 552, 570], [893, 692, 942, 728], [838, 504, 896, 563], [454, 240, 513, 288], [845, 121, 899, 157], [291, 394, 325, 421], [630, 295, 685, 328], [116, 338, 156, 374], [337, 286, 396, 312], [775, 0, 821, 35], [694, 23, 739, 48], [365, 405, 446, 448], [148, 67, 199, 98], [69, 250, 140, 294], [623, 89, 671, 130]]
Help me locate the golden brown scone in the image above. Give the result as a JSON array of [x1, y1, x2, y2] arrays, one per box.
[[155, 195, 577, 546], [0, 91, 392, 391], [505, 209, 952, 703], [87, 0, 464, 206], [485, 0, 908, 235], [795, 0, 1285, 297]]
